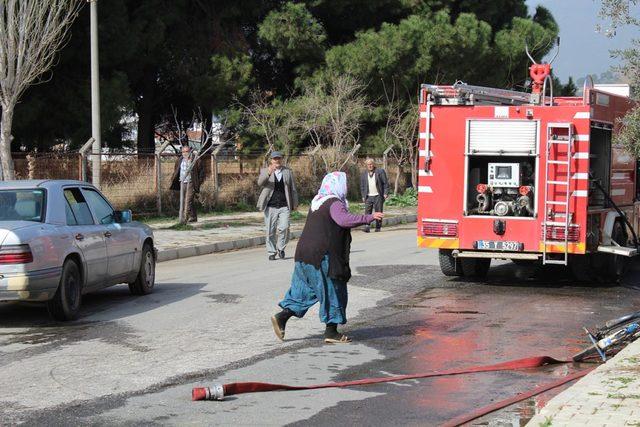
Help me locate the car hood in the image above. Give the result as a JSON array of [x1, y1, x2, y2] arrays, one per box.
[[0, 221, 42, 245]]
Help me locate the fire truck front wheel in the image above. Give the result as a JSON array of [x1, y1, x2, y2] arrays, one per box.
[[438, 249, 463, 277], [460, 258, 491, 279]]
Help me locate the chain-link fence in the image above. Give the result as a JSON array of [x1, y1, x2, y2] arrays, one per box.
[[11, 151, 411, 216], [98, 154, 157, 214], [13, 152, 82, 180]]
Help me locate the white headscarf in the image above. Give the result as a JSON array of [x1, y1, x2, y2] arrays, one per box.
[[310, 171, 348, 212]]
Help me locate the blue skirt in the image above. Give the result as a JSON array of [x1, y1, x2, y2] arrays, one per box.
[[279, 254, 348, 324]]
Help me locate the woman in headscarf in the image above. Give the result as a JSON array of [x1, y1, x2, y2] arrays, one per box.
[[271, 171, 384, 343]]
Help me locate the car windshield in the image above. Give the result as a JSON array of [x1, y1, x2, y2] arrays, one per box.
[[0, 189, 45, 222]]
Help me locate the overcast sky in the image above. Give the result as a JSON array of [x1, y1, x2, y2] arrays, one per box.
[[526, 0, 637, 82]]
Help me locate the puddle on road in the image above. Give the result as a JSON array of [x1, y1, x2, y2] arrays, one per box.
[[345, 263, 640, 425], [404, 283, 634, 425]]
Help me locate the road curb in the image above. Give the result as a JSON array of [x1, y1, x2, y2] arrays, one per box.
[[157, 214, 417, 262]]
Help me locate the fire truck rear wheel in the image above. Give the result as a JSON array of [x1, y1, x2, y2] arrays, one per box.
[[569, 255, 595, 282], [608, 220, 629, 282], [460, 258, 491, 278], [511, 259, 535, 266], [438, 249, 463, 277]]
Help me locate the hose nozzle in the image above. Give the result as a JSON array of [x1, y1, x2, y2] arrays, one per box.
[[192, 384, 225, 401]]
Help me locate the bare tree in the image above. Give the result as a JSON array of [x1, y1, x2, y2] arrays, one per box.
[[598, 1, 640, 155], [237, 90, 299, 162], [297, 75, 369, 172], [598, 0, 640, 94], [382, 81, 419, 193], [0, 0, 83, 180], [172, 108, 231, 224]]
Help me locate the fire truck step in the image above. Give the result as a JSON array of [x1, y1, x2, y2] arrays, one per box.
[[546, 201, 568, 205], [597, 246, 638, 257], [548, 139, 571, 144], [547, 181, 569, 185], [543, 259, 568, 265], [548, 160, 570, 165]]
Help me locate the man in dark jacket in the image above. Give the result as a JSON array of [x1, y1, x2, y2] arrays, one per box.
[[170, 145, 205, 222], [359, 158, 389, 232]]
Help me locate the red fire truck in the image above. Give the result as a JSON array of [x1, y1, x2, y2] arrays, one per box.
[[417, 58, 637, 282]]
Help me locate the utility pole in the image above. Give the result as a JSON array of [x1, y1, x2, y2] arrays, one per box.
[[89, 0, 101, 188]]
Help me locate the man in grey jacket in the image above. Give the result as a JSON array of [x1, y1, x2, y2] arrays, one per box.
[[257, 151, 299, 260], [360, 158, 389, 232]]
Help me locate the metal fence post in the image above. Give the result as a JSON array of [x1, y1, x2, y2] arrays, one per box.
[[155, 154, 160, 214], [79, 138, 95, 182], [212, 154, 219, 192], [26, 154, 35, 180], [156, 140, 173, 215], [383, 146, 392, 172], [309, 145, 321, 175]]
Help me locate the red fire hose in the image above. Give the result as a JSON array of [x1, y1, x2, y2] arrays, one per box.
[[192, 355, 596, 425]]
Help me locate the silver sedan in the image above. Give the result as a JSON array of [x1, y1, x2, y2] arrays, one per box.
[[0, 180, 156, 320]]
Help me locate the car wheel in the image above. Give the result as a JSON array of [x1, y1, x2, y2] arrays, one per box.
[[129, 244, 155, 295], [47, 259, 82, 321]]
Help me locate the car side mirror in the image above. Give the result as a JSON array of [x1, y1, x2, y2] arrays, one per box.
[[114, 210, 132, 223]]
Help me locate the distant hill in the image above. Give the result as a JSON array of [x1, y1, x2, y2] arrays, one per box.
[[575, 71, 631, 95]]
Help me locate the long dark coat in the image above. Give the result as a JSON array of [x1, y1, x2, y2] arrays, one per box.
[[169, 155, 205, 192]]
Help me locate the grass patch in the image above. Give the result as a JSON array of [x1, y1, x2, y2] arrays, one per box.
[[611, 377, 635, 385], [200, 221, 257, 230], [164, 223, 195, 231], [348, 202, 366, 214], [137, 214, 177, 225], [290, 210, 306, 221], [588, 392, 602, 396], [607, 393, 640, 399], [538, 416, 553, 427]]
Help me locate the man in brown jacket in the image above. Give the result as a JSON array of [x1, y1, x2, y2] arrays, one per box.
[[170, 145, 205, 222]]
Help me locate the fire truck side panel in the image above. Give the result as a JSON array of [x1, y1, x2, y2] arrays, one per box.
[[591, 89, 636, 208], [417, 105, 471, 249], [611, 148, 635, 206], [418, 103, 591, 255]]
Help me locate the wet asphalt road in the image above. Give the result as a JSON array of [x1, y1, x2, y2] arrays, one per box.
[[2, 226, 640, 426]]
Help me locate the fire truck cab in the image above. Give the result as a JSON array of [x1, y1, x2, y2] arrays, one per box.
[[417, 73, 638, 282]]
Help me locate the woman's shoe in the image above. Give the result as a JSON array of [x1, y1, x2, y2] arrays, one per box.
[[324, 323, 352, 344], [271, 308, 294, 341]]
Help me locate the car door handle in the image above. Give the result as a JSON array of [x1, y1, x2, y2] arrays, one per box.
[[75, 234, 85, 241], [104, 231, 112, 238]]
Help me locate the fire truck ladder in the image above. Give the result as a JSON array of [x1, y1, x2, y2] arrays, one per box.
[[453, 82, 533, 105], [542, 123, 574, 265]]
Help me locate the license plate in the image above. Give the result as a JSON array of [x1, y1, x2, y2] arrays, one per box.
[[475, 240, 523, 251]]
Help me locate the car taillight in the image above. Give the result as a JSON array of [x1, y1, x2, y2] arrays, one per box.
[[0, 245, 33, 264], [422, 221, 458, 237], [542, 226, 580, 242]]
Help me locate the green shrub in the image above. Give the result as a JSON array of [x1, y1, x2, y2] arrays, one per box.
[[386, 188, 417, 207]]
